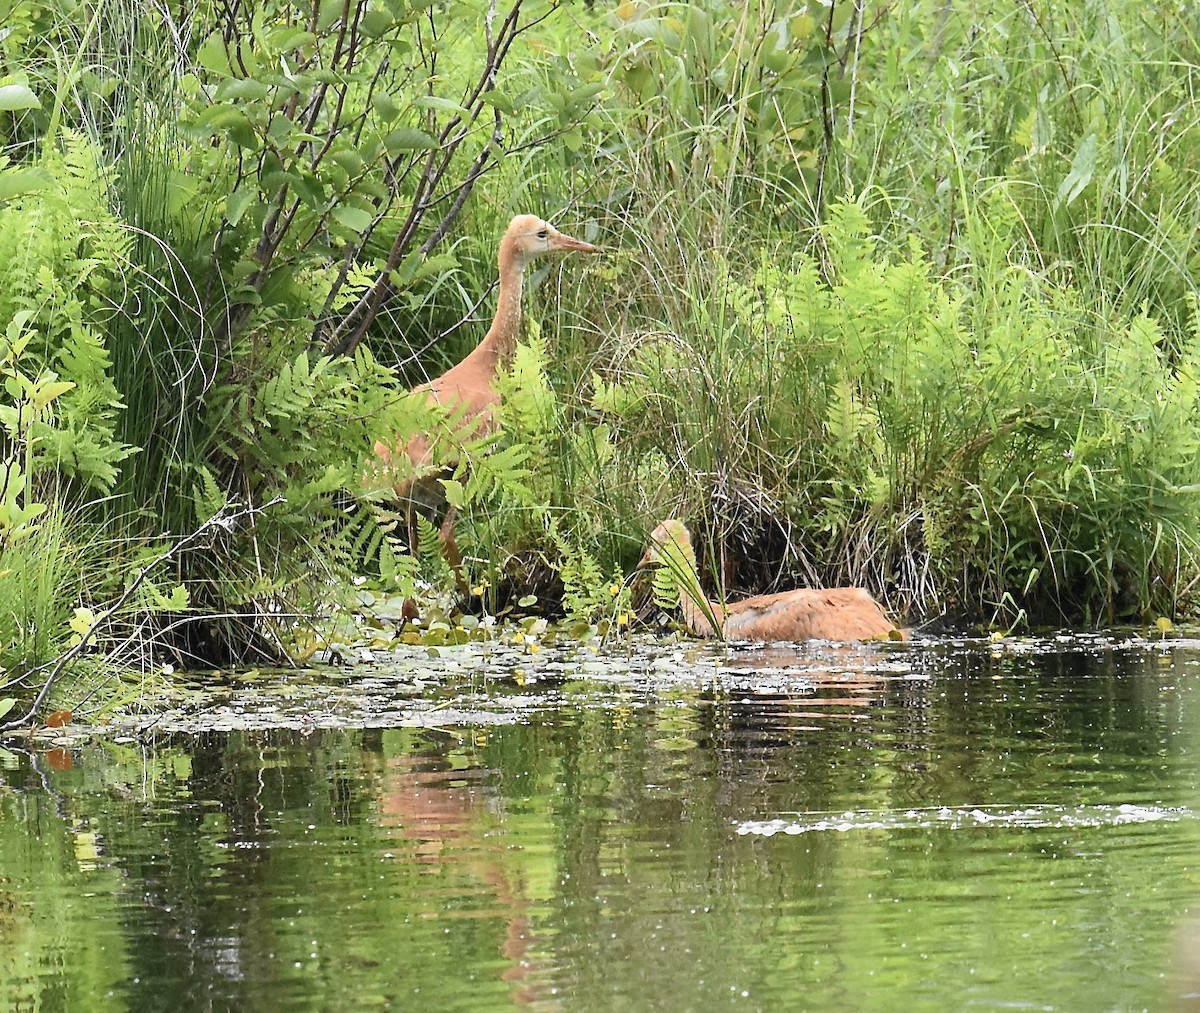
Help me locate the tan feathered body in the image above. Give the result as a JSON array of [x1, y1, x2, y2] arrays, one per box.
[[641, 520, 904, 643]]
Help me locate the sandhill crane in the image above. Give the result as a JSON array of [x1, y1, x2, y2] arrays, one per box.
[[371, 215, 597, 565], [374, 214, 597, 482], [639, 519, 905, 642]]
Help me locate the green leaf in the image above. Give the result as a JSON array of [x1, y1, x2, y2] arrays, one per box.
[[413, 95, 468, 115], [0, 84, 40, 111], [318, 0, 346, 30], [622, 65, 656, 100], [0, 167, 54, 200], [196, 35, 233, 75], [331, 205, 373, 234], [372, 92, 402, 122], [790, 13, 815, 39], [482, 90, 514, 115], [5, 501, 46, 536], [1057, 132, 1098, 208], [158, 584, 190, 611], [441, 478, 465, 510], [360, 8, 396, 36], [215, 78, 272, 103], [567, 82, 605, 109], [331, 147, 365, 176], [383, 127, 438, 153], [262, 169, 301, 191], [226, 187, 257, 226], [30, 379, 75, 408], [69, 607, 97, 637], [0, 698, 14, 720], [190, 105, 255, 138], [289, 170, 326, 208], [390, 249, 424, 289], [231, 287, 262, 307], [270, 28, 317, 52], [762, 28, 790, 73]]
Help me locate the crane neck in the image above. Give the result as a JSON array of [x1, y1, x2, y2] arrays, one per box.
[[475, 243, 526, 367]]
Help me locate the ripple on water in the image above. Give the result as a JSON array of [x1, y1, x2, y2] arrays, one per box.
[[735, 802, 1195, 836]]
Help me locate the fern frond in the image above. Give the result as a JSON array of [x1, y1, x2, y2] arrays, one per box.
[[377, 535, 421, 599], [651, 559, 683, 613], [461, 441, 533, 505], [414, 512, 443, 562], [191, 464, 227, 519]]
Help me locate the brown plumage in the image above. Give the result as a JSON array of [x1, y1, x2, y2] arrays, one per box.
[[374, 214, 598, 485], [639, 520, 905, 643]]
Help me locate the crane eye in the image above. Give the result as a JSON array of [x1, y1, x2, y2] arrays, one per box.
[[537, 230, 548, 239]]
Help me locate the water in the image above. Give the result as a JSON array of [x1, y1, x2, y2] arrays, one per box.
[[3, 632, 1200, 1011]]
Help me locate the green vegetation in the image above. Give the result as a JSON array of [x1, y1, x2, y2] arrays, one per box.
[[3, 0, 1200, 716]]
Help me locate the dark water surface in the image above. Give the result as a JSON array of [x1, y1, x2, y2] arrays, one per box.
[[4, 632, 1200, 1011]]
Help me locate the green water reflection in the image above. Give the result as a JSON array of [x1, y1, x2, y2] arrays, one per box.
[[3, 635, 1200, 1011]]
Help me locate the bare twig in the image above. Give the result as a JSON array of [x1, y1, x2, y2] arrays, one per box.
[[321, 2, 532, 357]]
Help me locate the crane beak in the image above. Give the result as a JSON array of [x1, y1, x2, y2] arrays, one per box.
[[635, 544, 664, 571], [549, 230, 598, 254]]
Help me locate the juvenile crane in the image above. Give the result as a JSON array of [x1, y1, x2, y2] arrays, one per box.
[[639, 519, 905, 643], [374, 214, 598, 485]]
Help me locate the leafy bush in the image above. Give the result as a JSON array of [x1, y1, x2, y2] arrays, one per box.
[[0, 138, 133, 496], [587, 195, 1200, 623], [0, 137, 138, 673]]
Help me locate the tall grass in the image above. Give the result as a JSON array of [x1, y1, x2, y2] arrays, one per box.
[[0, 506, 85, 674]]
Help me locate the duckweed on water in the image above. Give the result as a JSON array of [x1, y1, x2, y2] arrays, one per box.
[[23, 625, 1200, 746]]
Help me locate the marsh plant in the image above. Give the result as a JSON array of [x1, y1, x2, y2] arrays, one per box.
[[2, 0, 1200, 720], [576, 196, 1200, 623]]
